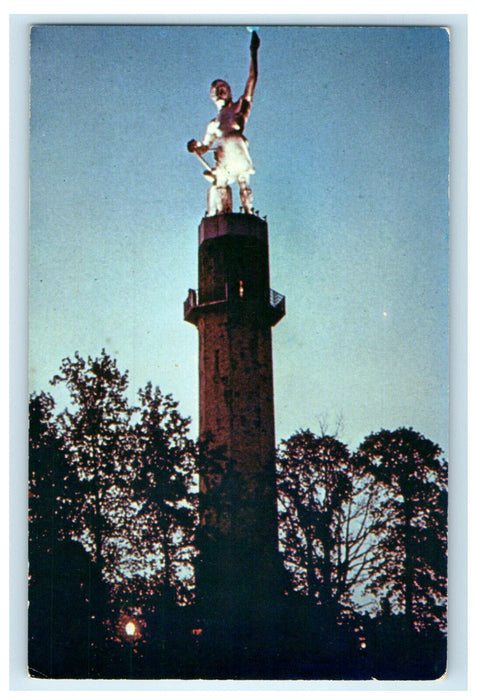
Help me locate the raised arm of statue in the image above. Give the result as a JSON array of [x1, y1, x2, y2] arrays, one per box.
[[243, 31, 260, 102]]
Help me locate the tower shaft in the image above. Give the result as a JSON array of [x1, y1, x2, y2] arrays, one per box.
[[185, 213, 285, 626]]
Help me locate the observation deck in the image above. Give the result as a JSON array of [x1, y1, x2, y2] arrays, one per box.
[[184, 286, 286, 327]]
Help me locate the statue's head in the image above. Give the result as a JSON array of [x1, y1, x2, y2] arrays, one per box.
[[210, 79, 232, 107]]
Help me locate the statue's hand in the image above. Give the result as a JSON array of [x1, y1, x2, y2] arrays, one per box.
[[250, 31, 260, 53], [187, 139, 198, 153]]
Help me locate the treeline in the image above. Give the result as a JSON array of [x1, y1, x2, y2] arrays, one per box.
[[28, 350, 447, 679]]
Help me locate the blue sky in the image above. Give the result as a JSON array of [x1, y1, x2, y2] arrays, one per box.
[[29, 24, 449, 454]]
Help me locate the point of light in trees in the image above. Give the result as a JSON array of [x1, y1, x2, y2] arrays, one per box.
[[125, 621, 136, 636]]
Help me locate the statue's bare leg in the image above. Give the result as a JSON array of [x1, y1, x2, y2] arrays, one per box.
[[238, 175, 253, 214], [207, 170, 232, 216]]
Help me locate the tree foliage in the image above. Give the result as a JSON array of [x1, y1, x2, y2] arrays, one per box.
[[277, 425, 447, 635], [29, 350, 448, 678], [50, 350, 139, 580], [29, 391, 105, 677], [29, 391, 72, 549], [355, 428, 447, 632], [133, 382, 198, 603], [277, 430, 379, 614], [29, 350, 198, 678]]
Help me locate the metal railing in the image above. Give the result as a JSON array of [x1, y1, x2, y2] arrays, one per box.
[[184, 288, 198, 319], [185, 286, 285, 319], [270, 289, 285, 308]]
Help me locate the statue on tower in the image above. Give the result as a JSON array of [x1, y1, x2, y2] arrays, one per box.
[[187, 31, 260, 216]]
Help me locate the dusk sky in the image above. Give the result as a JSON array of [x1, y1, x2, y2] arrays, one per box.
[[29, 24, 449, 455]]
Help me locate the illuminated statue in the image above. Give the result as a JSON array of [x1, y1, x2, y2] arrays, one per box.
[[188, 31, 260, 215]]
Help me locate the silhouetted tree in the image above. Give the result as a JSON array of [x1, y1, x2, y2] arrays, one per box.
[[30, 351, 200, 677], [355, 427, 447, 633], [133, 382, 198, 604], [29, 392, 72, 549], [50, 350, 139, 582], [29, 392, 104, 677], [277, 430, 379, 617], [335, 468, 383, 614]]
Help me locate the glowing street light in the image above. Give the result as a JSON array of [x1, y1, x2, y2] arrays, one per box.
[[125, 621, 136, 637], [117, 613, 143, 644]]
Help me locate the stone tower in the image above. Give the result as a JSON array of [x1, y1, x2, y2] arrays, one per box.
[[184, 212, 285, 652]]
